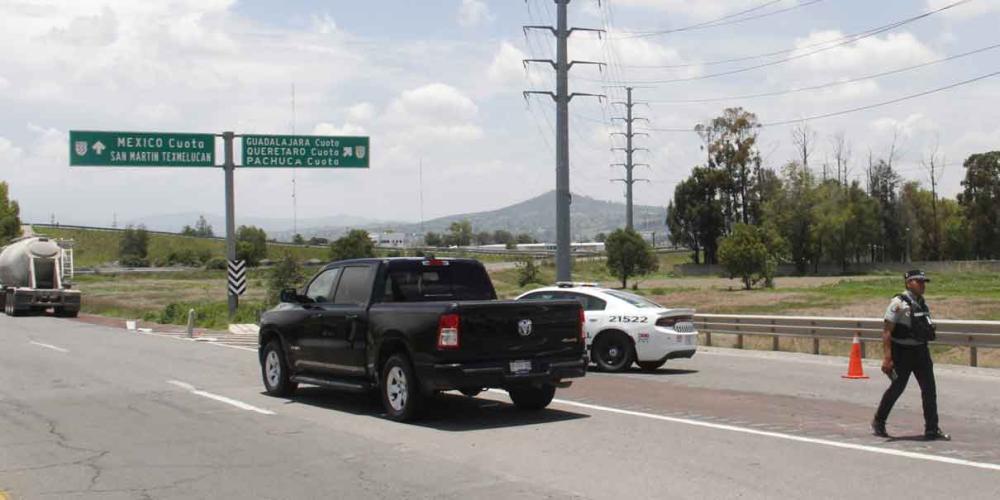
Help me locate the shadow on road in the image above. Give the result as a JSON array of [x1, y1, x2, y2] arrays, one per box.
[[276, 387, 589, 432], [617, 368, 700, 376], [887, 434, 935, 443]]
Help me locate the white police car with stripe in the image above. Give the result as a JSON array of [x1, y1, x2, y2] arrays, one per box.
[[516, 283, 697, 372]]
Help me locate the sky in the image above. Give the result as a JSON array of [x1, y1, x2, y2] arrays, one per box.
[[1, 0, 998, 229]]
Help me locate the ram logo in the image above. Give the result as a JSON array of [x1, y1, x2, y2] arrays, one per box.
[[517, 319, 533, 337]]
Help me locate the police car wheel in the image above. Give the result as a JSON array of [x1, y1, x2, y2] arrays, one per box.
[[592, 332, 635, 373]]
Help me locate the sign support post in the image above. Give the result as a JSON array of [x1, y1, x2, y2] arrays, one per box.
[[222, 131, 238, 317]]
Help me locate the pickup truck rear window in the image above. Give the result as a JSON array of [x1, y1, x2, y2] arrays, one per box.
[[382, 261, 496, 302]]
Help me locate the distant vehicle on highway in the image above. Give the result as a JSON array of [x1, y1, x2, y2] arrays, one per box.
[[517, 283, 697, 372], [257, 257, 587, 421], [0, 236, 80, 317]]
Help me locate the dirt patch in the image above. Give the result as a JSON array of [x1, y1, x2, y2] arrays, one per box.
[[650, 289, 816, 311]]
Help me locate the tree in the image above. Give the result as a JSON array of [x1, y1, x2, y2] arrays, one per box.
[[194, 215, 213, 237], [329, 229, 375, 261], [424, 232, 443, 247], [181, 215, 214, 237], [717, 224, 782, 290], [474, 231, 492, 246], [666, 166, 726, 264], [516, 258, 541, 287], [307, 236, 329, 246], [516, 233, 537, 244], [236, 225, 268, 266], [0, 181, 22, 243], [446, 220, 472, 247], [958, 151, 1000, 259], [292, 233, 305, 245], [594, 232, 607, 243], [764, 162, 817, 274], [695, 107, 764, 228], [266, 252, 305, 305], [604, 228, 659, 289], [492, 230, 514, 247], [119, 225, 150, 267]]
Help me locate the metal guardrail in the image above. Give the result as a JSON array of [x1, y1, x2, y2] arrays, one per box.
[[693, 314, 1000, 367]]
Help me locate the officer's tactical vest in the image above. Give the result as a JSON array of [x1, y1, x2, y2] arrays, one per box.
[[891, 293, 937, 342]]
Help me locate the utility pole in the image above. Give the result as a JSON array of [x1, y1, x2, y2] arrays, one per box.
[[291, 83, 298, 237], [223, 131, 238, 317], [523, 0, 604, 281], [610, 86, 649, 231]]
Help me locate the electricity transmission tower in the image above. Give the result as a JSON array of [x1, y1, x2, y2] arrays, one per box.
[[523, 0, 604, 281], [610, 86, 649, 230]]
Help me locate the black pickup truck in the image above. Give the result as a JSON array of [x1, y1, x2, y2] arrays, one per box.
[[258, 257, 587, 421]]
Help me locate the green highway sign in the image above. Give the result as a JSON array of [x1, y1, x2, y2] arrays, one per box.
[[69, 130, 215, 167], [242, 134, 369, 168]]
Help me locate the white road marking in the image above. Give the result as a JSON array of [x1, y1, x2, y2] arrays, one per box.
[[541, 394, 1000, 472], [29, 341, 69, 353], [206, 341, 258, 352], [167, 380, 274, 415]]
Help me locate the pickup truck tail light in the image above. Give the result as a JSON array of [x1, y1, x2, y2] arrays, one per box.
[[437, 313, 460, 349], [579, 307, 586, 343]]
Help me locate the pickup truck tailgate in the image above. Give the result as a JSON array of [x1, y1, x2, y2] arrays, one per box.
[[454, 299, 583, 359]]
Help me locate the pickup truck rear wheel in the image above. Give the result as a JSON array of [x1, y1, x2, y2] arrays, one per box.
[[507, 383, 556, 411], [261, 340, 297, 397], [381, 353, 424, 422], [592, 331, 635, 372]]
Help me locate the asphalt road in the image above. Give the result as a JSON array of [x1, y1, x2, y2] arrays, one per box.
[[1, 314, 998, 499]]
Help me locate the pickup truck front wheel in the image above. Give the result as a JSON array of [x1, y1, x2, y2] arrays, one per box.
[[381, 353, 424, 422], [261, 341, 297, 397], [507, 383, 556, 411]]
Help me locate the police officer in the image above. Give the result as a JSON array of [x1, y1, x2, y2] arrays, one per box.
[[872, 270, 950, 440]]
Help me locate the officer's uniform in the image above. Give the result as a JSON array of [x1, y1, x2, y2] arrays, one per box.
[[873, 270, 946, 439]]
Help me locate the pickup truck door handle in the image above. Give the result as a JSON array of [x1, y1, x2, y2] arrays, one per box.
[[345, 314, 359, 321], [311, 313, 323, 319]]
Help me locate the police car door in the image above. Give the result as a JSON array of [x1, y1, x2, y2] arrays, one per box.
[[564, 292, 609, 346]]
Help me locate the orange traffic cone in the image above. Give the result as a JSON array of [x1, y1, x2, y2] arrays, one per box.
[[842, 334, 869, 379]]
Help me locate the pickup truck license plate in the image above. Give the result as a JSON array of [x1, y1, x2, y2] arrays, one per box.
[[509, 360, 532, 374]]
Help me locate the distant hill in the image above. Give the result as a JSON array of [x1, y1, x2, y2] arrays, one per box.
[[116, 191, 668, 243], [281, 191, 668, 243]]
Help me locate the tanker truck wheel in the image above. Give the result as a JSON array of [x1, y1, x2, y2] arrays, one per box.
[[55, 308, 79, 318]]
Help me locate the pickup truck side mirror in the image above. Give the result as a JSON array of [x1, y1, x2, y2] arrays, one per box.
[[279, 288, 300, 303]]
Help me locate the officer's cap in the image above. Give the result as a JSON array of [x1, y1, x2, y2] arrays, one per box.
[[904, 269, 931, 282]]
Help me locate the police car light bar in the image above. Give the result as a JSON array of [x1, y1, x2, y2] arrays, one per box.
[[555, 281, 600, 288]]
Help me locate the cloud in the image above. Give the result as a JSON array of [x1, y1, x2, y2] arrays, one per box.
[[927, 0, 1000, 19], [613, 0, 775, 21], [311, 13, 338, 35], [347, 102, 376, 123], [312, 122, 367, 136], [789, 31, 938, 75], [488, 41, 526, 82], [870, 113, 939, 138], [46, 6, 119, 46], [457, 0, 493, 28]]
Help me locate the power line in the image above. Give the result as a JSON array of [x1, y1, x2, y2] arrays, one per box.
[[576, 0, 973, 84], [638, 68, 1000, 131], [615, 0, 822, 39], [646, 42, 1000, 104]]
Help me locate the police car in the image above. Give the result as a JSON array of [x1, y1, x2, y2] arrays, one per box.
[[516, 283, 697, 372]]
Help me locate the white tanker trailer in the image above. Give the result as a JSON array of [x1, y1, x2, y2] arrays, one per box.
[[0, 236, 80, 317]]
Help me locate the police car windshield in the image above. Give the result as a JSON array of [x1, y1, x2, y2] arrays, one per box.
[[604, 290, 662, 308]]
